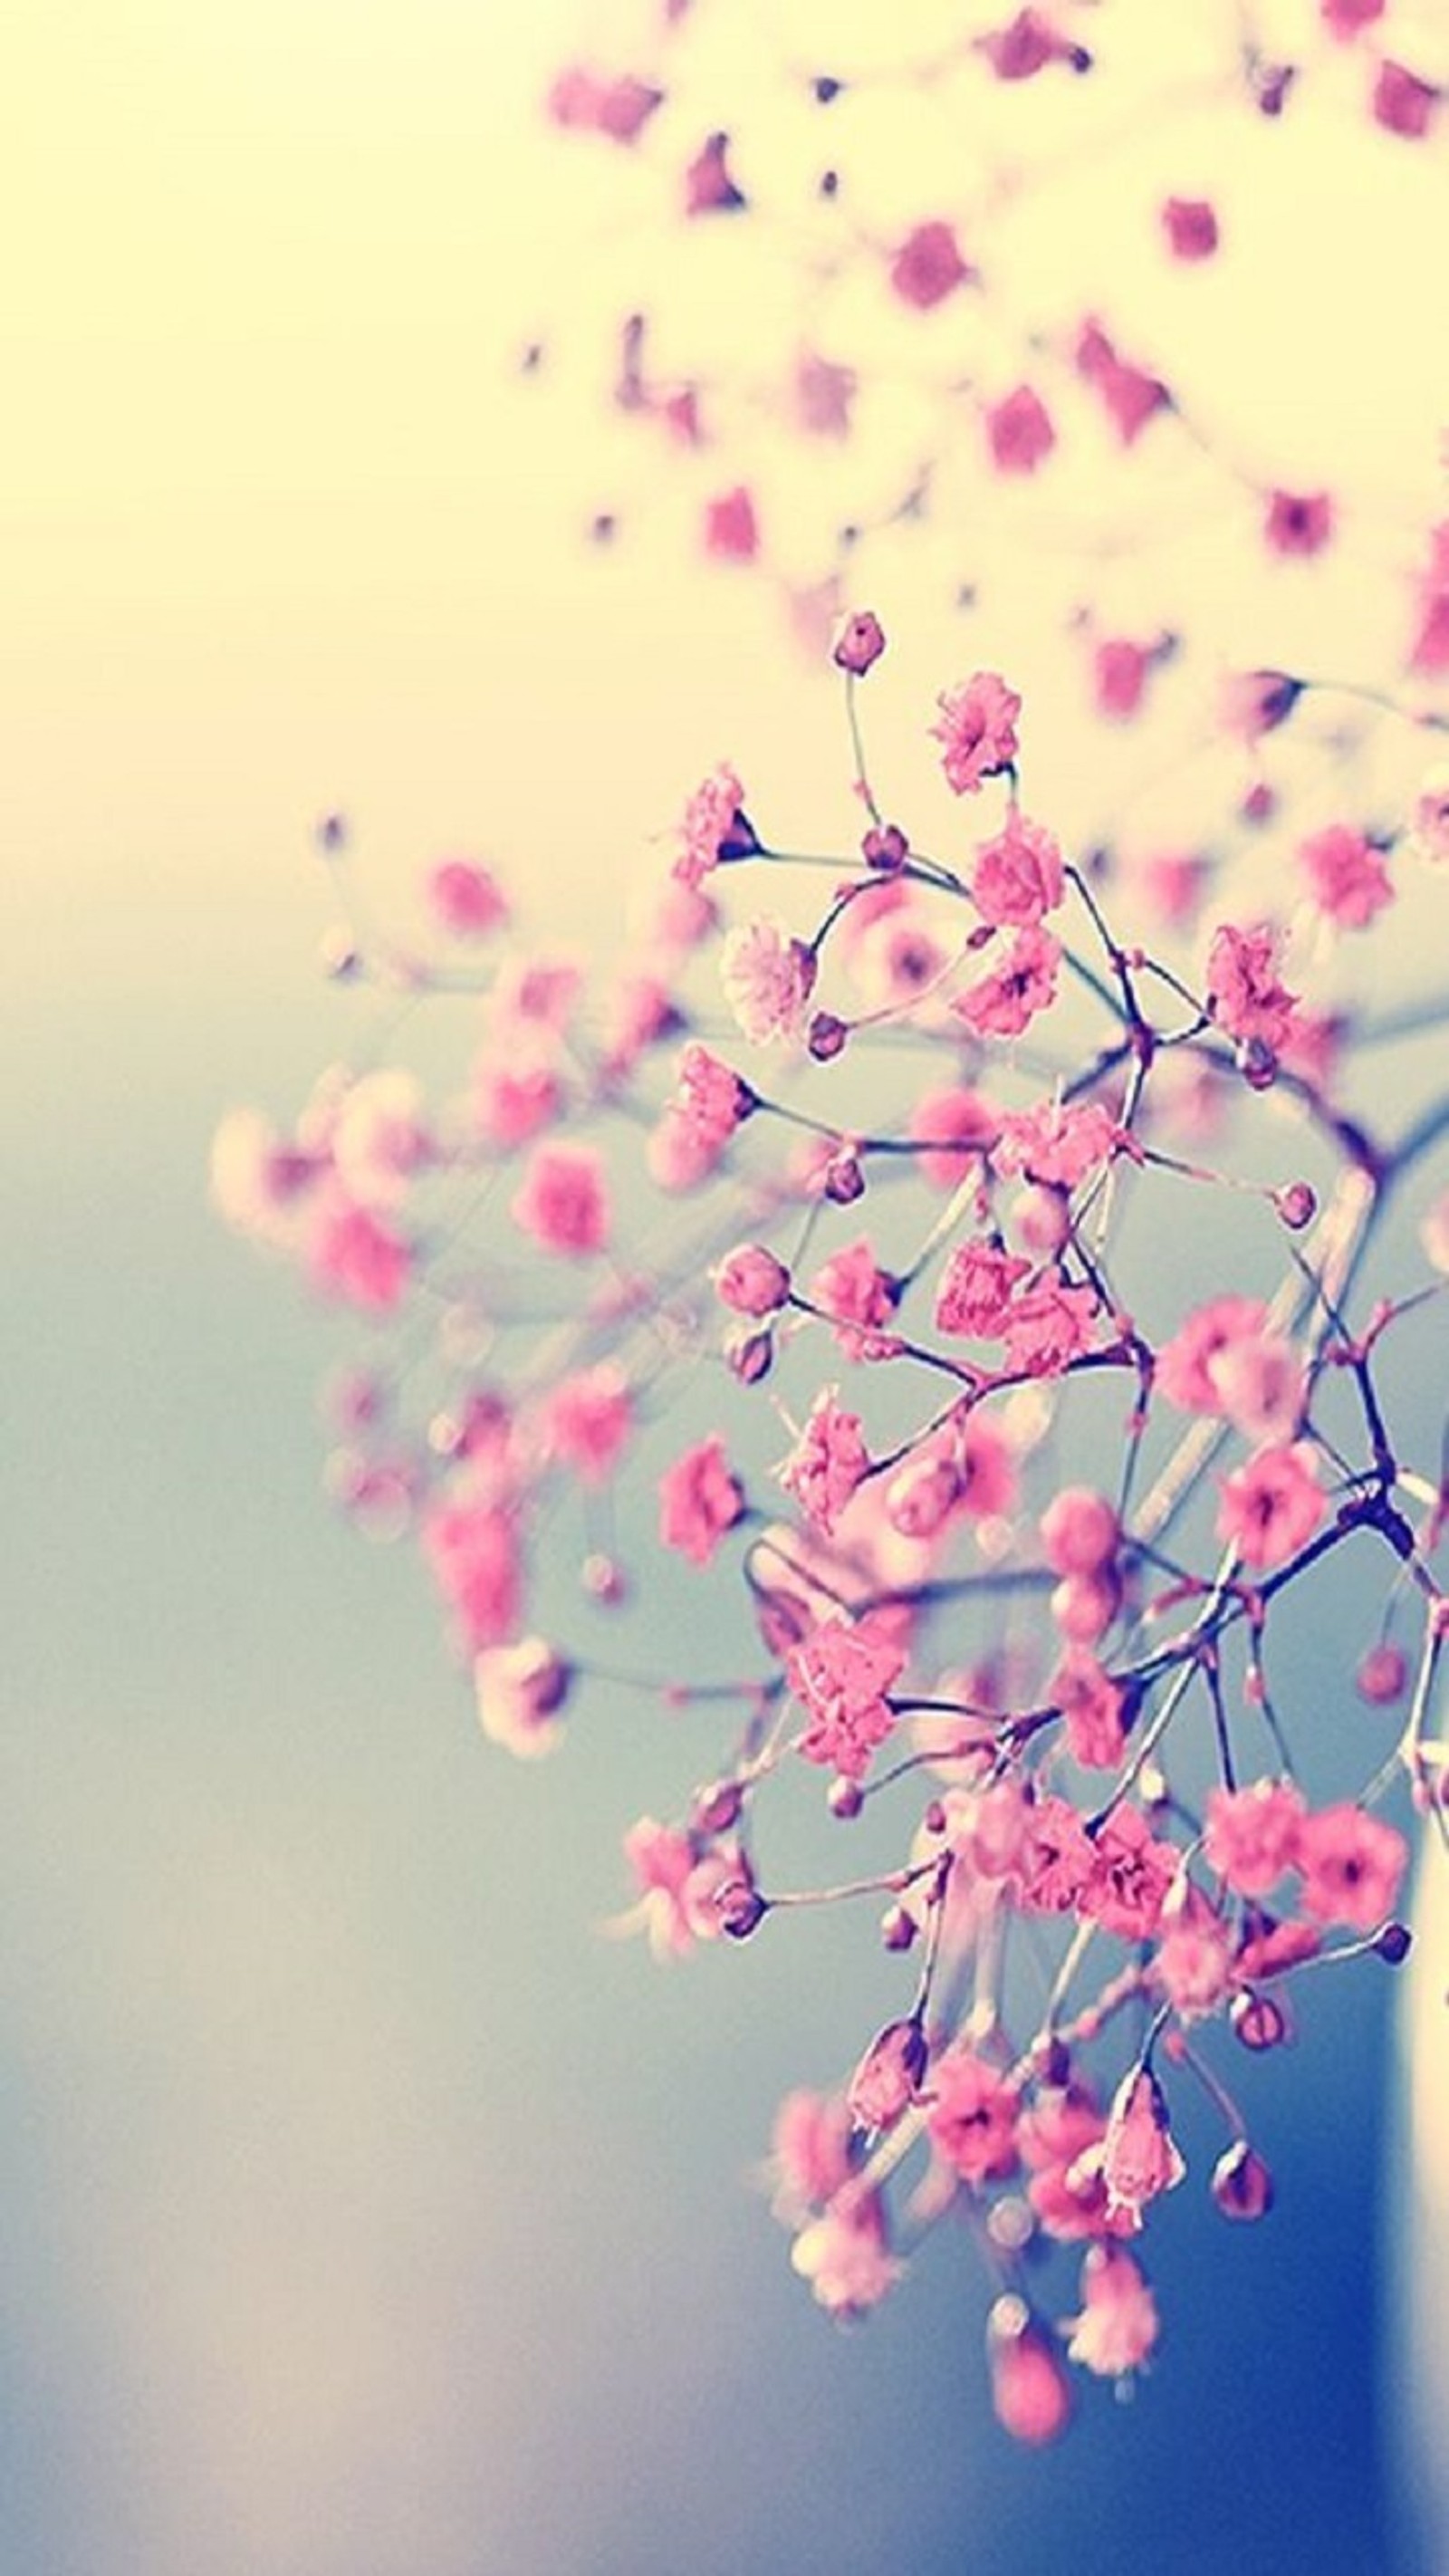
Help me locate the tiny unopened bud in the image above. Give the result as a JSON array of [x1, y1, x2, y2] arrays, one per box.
[[1377, 1920, 1413, 1966], [808, 1011, 849, 1062], [884, 1454, 961, 1538], [716, 1879, 767, 1940], [880, 1903, 916, 1952], [862, 822, 908, 870], [715, 1243, 791, 1316], [1231, 1989, 1289, 2052], [320, 928, 362, 980], [824, 1151, 866, 1204], [1356, 1643, 1407, 1705], [1273, 1181, 1317, 1231], [848, 2017, 927, 2130], [829, 1776, 864, 1821], [1237, 1037, 1279, 1091], [1212, 2139, 1274, 2221], [582, 1552, 628, 1605], [725, 1326, 774, 1384], [833, 610, 887, 676], [987, 2298, 1073, 2446], [694, 1778, 744, 1835]]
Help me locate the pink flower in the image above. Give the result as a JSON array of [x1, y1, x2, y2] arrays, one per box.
[[620, 1818, 741, 1958], [953, 1413, 1019, 1519], [675, 763, 753, 888], [1407, 763, 1449, 862], [1297, 1803, 1407, 1930], [1095, 2067, 1186, 2224], [1041, 1487, 1118, 1575], [1264, 489, 1335, 558], [971, 810, 1064, 926], [1093, 638, 1152, 719], [1156, 1293, 1268, 1412], [1204, 920, 1299, 1052], [955, 926, 1062, 1039], [1216, 1441, 1325, 1570], [890, 219, 972, 310], [1321, 0, 1384, 34], [685, 130, 746, 216], [547, 65, 663, 143], [833, 610, 886, 676], [1051, 1649, 1127, 1769], [1205, 1330, 1305, 1445], [1015, 1792, 1095, 1914], [331, 1070, 430, 1210], [1067, 2245, 1160, 2378], [987, 2302, 1073, 2445], [1153, 1886, 1234, 2020], [427, 857, 508, 938], [721, 916, 817, 1043], [474, 1062, 563, 1150], [658, 1435, 744, 1568], [976, 9, 1087, 81], [908, 1084, 1000, 1187], [926, 2046, 1020, 2184], [474, 1638, 571, 1758], [778, 1389, 869, 1535], [935, 1240, 1029, 1340], [1373, 61, 1439, 141], [423, 1499, 523, 1653], [786, 1613, 906, 1780], [1002, 1278, 1100, 1379], [1076, 317, 1170, 445], [1299, 823, 1392, 928], [1204, 1775, 1308, 1897], [993, 1097, 1118, 1189], [1218, 668, 1303, 743], [769, 2088, 854, 2222], [1162, 196, 1218, 260], [808, 1238, 900, 1360], [932, 670, 1022, 793], [985, 383, 1055, 475], [791, 2187, 901, 2315], [704, 485, 760, 562], [848, 2018, 928, 2131], [715, 1242, 791, 1317], [540, 1365, 633, 1485], [794, 350, 857, 438], [1084, 1804, 1177, 1941], [512, 1142, 609, 1255], [309, 1197, 410, 1312]]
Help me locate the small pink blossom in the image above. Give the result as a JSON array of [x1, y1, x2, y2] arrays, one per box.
[[309, 1197, 411, 1312], [512, 1142, 609, 1256], [934, 1239, 1030, 1340], [675, 762, 753, 889], [721, 916, 817, 1044], [1321, 0, 1384, 34], [1204, 1777, 1308, 1897], [1410, 532, 1449, 678], [1001, 1277, 1100, 1379], [1216, 1441, 1325, 1570], [1094, 2067, 1186, 2225], [769, 2088, 854, 2222], [547, 64, 663, 143], [427, 857, 509, 938], [786, 1614, 906, 1780], [1015, 1792, 1096, 1915], [1084, 1804, 1177, 1941], [1205, 1330, 1305, 1446], [890, 219, 972, 310], [423, 1499, 523, 1653], [1218, 668, 1303, 743], [955, 926, 1062, 1039], [988, 2302, 1073, 2445], [952, 1413, 1019, 1519], [474, 1638, 571, 1758], [1153, 1885, 1234, 2020], [658, 1435, 744, 1568], [1067, 2245, 1160, 2377], [908, 1084, 1000, 1187], [794, 350, 857, 438], [1076, 318, 1170, 445], [1041, 1486, 1118, 1576], [1264, 489, 1335, 558], [791, 2187, 901, 2315], [1162, 196, 1218, 260], [1051, 1649, 1128, 1769], [926, 2046, 1020, 2185], [976, 8, 1087, 81], [1297, 1803, 1407, 1930], [1373, 61, 1439, 141], [704, 485, 760, 562], [540, 1365, 633, 1485], [808, 1238, 900, 1360], [1093, 638, 1152, 719], [1204, 920, 1299, 1052], [985, 383, 1056, 476], [1407, 764, 1449, 863], [971, 810, 1064, 926], [932, 670, 1022, 793], [715, 1242, 791, 1317], [1156, 1293, 1268, 1412], [474, 1062, 563, 1151], [993, 1097, 1118, 1189], [778, 1388, 869, 1535], [621, 1818, 732, 1959], [1299, 824, 1393, 928], [685, 130, 746, 216], [331, 1070, 430, 1210]]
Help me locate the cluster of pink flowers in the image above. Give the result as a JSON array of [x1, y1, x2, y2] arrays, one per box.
[[216, 0, 1449, 2456]]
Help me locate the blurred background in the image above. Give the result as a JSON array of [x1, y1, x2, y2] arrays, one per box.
[[5, 3, 1447, 2570]]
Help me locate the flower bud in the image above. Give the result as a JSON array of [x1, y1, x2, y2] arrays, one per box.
[[715, 1242, 792, 1316], [1231, 1988, 1290, 2052], [824, 1151, 866, 1204], [987, 2298, 1073, 2446], [716, 1878, 767, 1940], [1211, 2139, 1274, 2221], [848, 2017, 927, 2130], [725, 1327, 774, 1384], [829, 1776, 864, 1821], [1273, 1181, 1317, 1231], [833, 610, 887, 676], [1356, 1643, 1407, 1705], [808, 1011, 850, 1062], [862, 821, 908, 870], [693, 1778, 744, 1835], [880, 1903, 916, 1952], [1376, 1920, 1413, 1966]]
